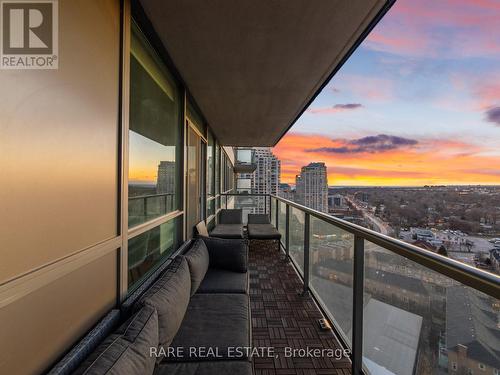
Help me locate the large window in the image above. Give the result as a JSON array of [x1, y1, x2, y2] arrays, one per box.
[[127, 23, 183, 289], [207, 132, 215, 197], [215, 142, 220, 195], [221, 150, 234, 193], [127, 216, 182, 288], [206, 132, 216, 220], [128, 23, 182, 228]]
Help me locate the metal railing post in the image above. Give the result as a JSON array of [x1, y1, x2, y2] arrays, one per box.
[[302, 212, 310, 295], [285, 204, 290, 261], [352, 235, 364, 374], [144, 197, 148, 219]]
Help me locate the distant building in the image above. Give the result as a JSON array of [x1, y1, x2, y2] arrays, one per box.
[[410, 227, 443, 248], [295, 162, 328, 212], [237, 147, 280, 213], [328, 193, 345, 209], [352, 298, 423, 375], [278, 183, 294, 201], [412, 239, 437, 251], [157, 161, 175, 195], [446, 285, 499, 375]]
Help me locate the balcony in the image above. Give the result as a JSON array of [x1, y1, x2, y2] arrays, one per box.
[[234, 148, 257, 174], [222, 193, 500, 375]]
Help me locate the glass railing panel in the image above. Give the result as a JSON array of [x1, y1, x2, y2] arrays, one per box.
[[236, 149, 253, 164], [309, 216, 355, 345], [278, 201, 287, 246], [271, 197, 277, 227], [362, 241, 500, 375], [227, 195, 269, 224], [289, 207, 305, 275]]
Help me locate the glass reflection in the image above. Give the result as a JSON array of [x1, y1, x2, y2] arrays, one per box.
[[128, 23, 181, 228]]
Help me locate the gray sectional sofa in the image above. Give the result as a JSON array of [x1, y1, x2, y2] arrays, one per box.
[[47, 237, 252, 375]]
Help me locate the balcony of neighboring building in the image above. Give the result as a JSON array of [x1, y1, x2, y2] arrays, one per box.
[[234, 148, 257, 174]]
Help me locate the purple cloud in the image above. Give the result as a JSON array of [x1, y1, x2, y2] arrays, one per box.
[[485, 107, 500, 126], [333, 103, 362, 110], [306, 134, 418, 154], [307, 103, 362, 114]]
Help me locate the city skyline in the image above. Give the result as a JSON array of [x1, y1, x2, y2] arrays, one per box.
[[274, 0, 500, 186]]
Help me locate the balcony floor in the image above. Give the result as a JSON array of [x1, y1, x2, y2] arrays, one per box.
[[249, 241, 352, 375]]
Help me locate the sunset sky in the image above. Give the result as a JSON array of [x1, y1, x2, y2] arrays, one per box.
[[274, 0, 500, 186]]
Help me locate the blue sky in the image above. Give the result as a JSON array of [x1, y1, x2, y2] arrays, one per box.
[[275, 0, 500, 186]]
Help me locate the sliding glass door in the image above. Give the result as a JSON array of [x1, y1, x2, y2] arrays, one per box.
[[186, 120, 205, 239]]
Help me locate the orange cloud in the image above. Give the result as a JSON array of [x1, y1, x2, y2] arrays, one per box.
[[273, 133, 500, 186]]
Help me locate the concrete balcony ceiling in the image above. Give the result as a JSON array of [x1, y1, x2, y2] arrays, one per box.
[[139, 0, 393, 146]]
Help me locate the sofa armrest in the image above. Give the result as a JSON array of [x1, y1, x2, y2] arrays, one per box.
[[200, 236, 248, 273]]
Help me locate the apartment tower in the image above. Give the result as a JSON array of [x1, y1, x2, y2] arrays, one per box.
[[295, 162, 329, 212], [237, 147, 280, 213]]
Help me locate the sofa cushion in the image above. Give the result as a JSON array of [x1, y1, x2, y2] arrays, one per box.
[[247, 213, 271, 224], [74, 305, 158, 375], [201, 236, 248, 272], [247, 224, 282, 240], [197, 268, 248, 294], [168, 294, 250, 361], [218, 209, 243, 224], [154, 361, 253, 375], [209, 224, 244, 239], [138, 256, 191, 354], [183, 239, 210, 296]]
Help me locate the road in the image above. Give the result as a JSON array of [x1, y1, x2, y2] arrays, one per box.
[[344, 196, 392, 235]]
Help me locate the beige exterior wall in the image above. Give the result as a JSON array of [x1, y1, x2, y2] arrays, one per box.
[[0, 0, 120, 283], [0, 1, 121, 374], [0, 251, 118, 375]]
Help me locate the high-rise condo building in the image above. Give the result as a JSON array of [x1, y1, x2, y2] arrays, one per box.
[[295, 162, 329, 213], [278, 183, 294, 201], [156, 161, 176, 194], [237, 147, 280, 213]]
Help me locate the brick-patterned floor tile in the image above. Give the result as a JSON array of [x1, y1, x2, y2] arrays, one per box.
[[249, 240, 351, 374]]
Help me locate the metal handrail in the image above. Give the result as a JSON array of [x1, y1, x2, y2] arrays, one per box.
[[129, 193, 174, 200], [221, 192, 500, 299]]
